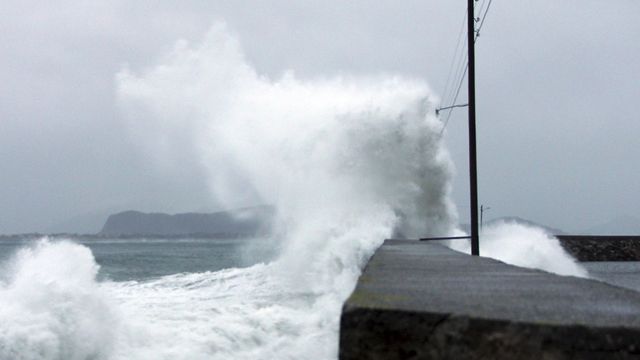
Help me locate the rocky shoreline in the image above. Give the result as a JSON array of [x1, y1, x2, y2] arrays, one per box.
[[557, 235, 640, 261]]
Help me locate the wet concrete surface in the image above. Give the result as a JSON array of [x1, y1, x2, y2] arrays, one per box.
[[340, 240, 640, 359], [584, 261, 640, 292]]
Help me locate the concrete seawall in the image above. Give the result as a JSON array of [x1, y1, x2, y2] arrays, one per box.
[[340, 240, 640, 359]]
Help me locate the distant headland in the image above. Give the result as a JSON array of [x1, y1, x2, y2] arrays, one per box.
[[0, 206, 275, 240], [99, 205, 275, 237]]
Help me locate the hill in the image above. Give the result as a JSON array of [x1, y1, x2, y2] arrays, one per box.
[[100, 206, 275, 236]]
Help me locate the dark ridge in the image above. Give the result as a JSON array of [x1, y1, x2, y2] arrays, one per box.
[[0, 233, 267, 241], [557, 235, 640, 262], [99, 205, 275, 237]]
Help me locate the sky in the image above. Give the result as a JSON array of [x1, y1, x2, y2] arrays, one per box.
[[0, 0, 638, 234]]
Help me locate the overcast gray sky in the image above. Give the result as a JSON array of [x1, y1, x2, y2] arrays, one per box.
[[1, 0, 638, 234]]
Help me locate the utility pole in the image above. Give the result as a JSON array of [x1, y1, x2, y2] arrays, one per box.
[[480, 205, 490, 232], [468, 0, 480, 256]]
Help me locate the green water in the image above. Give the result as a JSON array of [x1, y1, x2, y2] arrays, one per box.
[[0, 237, 278, 281]]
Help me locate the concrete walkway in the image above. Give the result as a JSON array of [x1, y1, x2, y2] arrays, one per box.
[[340, 240, 640, 359]]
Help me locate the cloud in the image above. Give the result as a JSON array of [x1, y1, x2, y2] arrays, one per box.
[[0, 0, 638, 233]]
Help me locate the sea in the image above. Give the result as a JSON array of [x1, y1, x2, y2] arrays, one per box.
[[0, 236, 353, 360], [0, 236, 278, 282], [1, 23, 589, 358]]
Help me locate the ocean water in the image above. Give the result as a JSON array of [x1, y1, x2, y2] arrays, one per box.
[[1, 237, 326, 360], [0, 24, 460, 358], [102, 23, 460, 360], [0, 232, 587, 360], [0, 237, 277, 282], [0, 22, 588, 360], [0, 226, 404, 360]]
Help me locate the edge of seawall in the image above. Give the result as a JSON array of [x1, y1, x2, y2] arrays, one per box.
[[339, 240, 640, 359]]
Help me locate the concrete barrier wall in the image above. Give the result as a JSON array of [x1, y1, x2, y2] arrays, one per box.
[[340, 240, 640, 359]]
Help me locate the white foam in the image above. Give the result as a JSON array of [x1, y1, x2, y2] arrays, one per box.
[[0, 239, 117, 360], [1, 22, 459, 359], [448, 221, 588, 277], [0, 22, 587, 360], [116, 22, 458, 359]]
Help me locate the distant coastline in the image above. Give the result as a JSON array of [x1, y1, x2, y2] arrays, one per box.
[[1, 205, 275, 240], [0, 232, 267, 241]]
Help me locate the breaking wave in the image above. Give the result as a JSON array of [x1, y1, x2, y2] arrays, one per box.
[[0, 240, 117, 360], [1, 22, 457, 360], [0, 22, 585, 360], [114, 23, 458, 359], [449, 221, 587, 277]]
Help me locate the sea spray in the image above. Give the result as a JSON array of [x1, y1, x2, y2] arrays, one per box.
[[448, 221, 588, 277], [116, 22, 459, 241], [0, 240, 117, 360], [0, 24, 592, 360], [0, 21, 588, 360], [114, 22, 458, 358]]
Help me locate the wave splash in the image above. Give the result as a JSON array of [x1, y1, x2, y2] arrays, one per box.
[[449, 222, 587, 277], [0, 240, 117, 360], [114, 23, 458, 359], [116, 20, 459, 358], [1, 23, 458, 360], [0, 240, 348, 359], [0, 22, 586, 360]]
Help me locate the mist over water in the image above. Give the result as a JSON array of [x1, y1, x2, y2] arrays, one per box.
[[0, 23, 586, 359], [0, 23, 458, 360], [111, 22, 459, 359], [117, 22, 459, 306], [0, 240, 117, 359], [449, 221, 587, 277]]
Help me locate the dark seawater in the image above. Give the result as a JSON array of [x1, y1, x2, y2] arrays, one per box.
[[0, 236, 277, 281]]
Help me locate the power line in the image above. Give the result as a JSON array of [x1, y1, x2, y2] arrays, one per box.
[[439, 62, 468, 137], [445, 45, 468, 109], [443, 17, 467, 104], [475, 0, 494, 42], [438, 0, 495, 136], [439, 49, 468, 136], [476, 0, 489, 23], [441, 11, 468, 108], [441, 34, 468, 114]]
